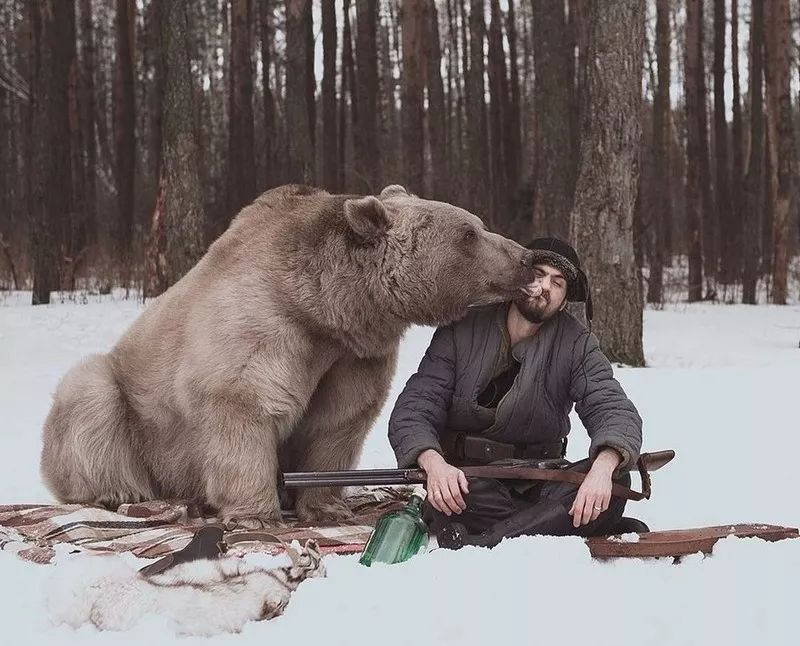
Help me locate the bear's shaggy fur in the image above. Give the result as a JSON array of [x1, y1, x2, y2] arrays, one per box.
[[40, 184, 535, 525]]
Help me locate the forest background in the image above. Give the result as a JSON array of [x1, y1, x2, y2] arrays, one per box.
[[0, 0, 798, 365]]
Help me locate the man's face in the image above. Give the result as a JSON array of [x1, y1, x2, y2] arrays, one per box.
[[513, 263, 569, 323]]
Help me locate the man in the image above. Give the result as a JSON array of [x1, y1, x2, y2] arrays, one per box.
[[388, 238, 644, 549]]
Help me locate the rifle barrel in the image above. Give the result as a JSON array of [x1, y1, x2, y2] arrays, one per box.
[[281, 468, 426, 488]]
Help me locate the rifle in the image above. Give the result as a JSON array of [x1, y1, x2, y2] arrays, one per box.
[[281, 450, 675, 502]]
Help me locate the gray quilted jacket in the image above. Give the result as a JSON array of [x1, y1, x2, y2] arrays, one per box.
[[388, 303, 642, 472]]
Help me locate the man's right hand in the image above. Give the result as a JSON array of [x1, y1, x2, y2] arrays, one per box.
[[417, 449, 469, 516]]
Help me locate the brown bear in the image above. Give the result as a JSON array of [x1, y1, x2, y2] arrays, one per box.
[[40, 184, 536, 526]]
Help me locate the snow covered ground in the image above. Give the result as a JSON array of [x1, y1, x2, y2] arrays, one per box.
[[1, 290, 799, 645]]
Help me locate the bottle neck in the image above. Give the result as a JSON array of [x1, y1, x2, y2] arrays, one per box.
[[405, 494, 425, 515]]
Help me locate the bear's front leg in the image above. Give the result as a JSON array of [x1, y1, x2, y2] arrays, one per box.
[[200, 400, 289, 530], [291, 352, 396, 524]]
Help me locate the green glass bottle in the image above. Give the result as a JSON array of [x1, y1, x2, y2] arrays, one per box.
[[359, 486, 429, 566]]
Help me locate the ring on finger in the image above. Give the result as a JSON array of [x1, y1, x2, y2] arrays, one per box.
[[593, 504, 602, 511]]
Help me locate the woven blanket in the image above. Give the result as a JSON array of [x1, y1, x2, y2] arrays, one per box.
[[0, 487, 411, 565]]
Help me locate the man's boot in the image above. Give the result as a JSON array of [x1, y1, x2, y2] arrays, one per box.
[[437, 499, 575, 550], [610, 516, 650, 534]]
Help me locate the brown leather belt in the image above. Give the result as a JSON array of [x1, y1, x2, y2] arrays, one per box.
[[441, 431, 566, 465]]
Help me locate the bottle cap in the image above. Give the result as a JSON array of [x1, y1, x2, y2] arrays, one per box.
[[411, 485, 427, 501]]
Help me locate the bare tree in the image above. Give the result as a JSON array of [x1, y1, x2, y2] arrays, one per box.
[[145, 0, 207, 298], [467, 0, 489, 221], [729, 0, 743, 286], [763, 0, 795, 305], [355, 0, 379, 193], [742, 0, 764, 304], [401, 0, 425, 194], [648, 0, 672, 304], [532, 0, 575, 241], [684, 0, 705, 301], [259, 0, 277, 188], [227, 0, 256, 216], [571, 0, 645, 365], [713, 0, 732, 284], [321, 0, 337, 191], [285, 0, 315, 183], [114, 0, 136, 257], [425, 0, 447, 200]]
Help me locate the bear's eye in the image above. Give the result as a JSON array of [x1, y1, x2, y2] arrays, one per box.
[[462, 228, 478, 242]]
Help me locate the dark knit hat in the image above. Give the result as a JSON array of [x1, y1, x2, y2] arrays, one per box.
[[524, 237, 593, 322]]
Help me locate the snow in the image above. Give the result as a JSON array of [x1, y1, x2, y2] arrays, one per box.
[[1, 290, 799, 645]]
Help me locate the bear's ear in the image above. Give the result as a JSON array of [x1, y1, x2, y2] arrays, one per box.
[[344, 196, 392, 242], [379, 184, 410, 200]]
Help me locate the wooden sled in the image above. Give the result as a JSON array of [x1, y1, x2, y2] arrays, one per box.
[[586, 524, 799, 560]]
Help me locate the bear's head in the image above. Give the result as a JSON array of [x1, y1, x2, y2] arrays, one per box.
[[341, 185, 536, 327]]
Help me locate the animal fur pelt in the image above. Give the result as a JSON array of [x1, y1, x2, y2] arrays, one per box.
[[46, 539, 325, 636]]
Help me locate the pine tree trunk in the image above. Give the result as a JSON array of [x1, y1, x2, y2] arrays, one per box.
[[285, 0, 314, 183], [742, 0, 764, 304], [259, 0, 276, 189], [684, 0, 704, 302], [532, 0, 575, 241], [145, 0, 207, 298], [425, 0, 447, 201], [114, 0, 136, 258], [570, 0, 644, 365], [30, 0, 75, 304], [506, 0, 521, 207], [79, 0, 98, 255], [713, 0, 732, 284], [730, 0, 743, 286], [355, 0, 379, 193], [401, 0, 425, 194], [648, 0, 671, 304], [321, 0, 337, 191], [339, 0, 356, 191], [487, 0, 506, 225], [763, 0, 794, 305], [697, 1, 716, 288], [467, 0, 489, 221], [227, 0, 256, 216]]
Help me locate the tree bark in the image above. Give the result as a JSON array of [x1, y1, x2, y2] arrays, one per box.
[[30, 0, 75, 304], [506, 0, 521, 205], [321, 0, 337, 191], [79, 0, 97, 254], [401, 0, 425, 194], [713, 0, 732, 284], [145, 0, 207, 298], [487, 0, 509, 226], [227, 0, 256, 216], [285, 0, 315, 183], [532, 0, 575, 241], [697, 0, 716, 287], [763, 0, 794, 305], [648, 0, 671, 304], [729, 0, 743, 286], [114, 0, 136, 258], [259, 0, 276, 188], [684, 0, 704, 301], [339, 0, 356, 191], [467, 0, 489, 221], [742, 0, 764, 304], [570, 0, 645, 366], [355, 0, 379, 193], [425, 0, 447, 201]]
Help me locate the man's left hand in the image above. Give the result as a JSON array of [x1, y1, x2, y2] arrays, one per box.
[[568, 448, 622, 528]]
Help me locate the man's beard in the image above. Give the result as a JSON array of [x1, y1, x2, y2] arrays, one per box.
[[513, 293, 559, 324]]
